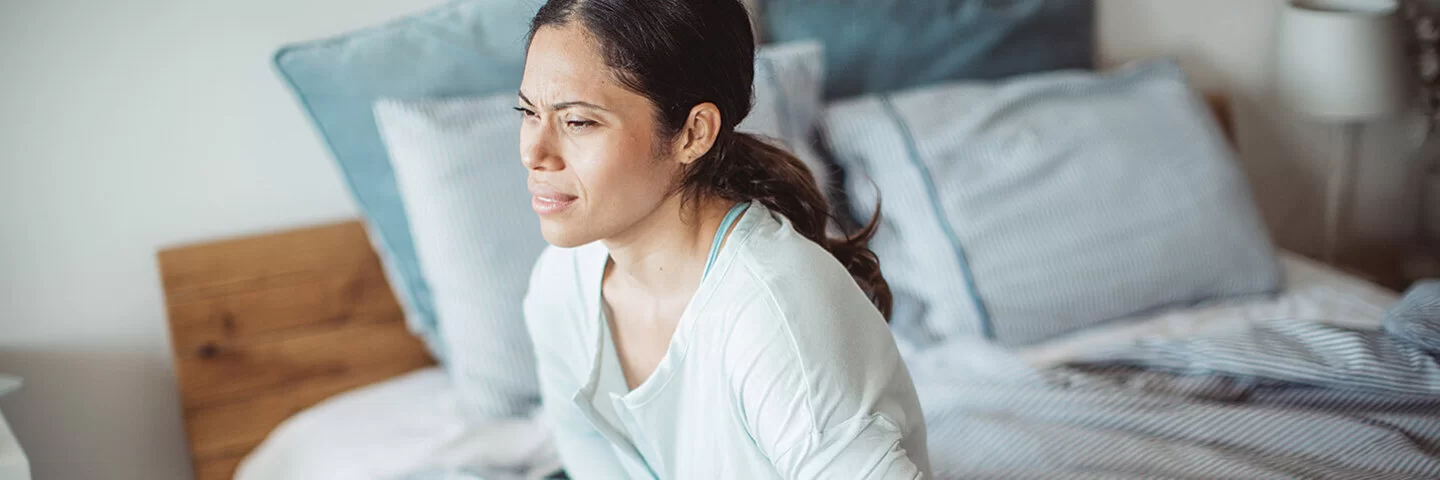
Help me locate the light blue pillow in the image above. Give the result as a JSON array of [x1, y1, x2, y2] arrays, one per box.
[[824, 60, 1282, 347], [761, 0, 1094, 100], [371, 42, 827, 418], [273, 0, 542, 360], [735, 41, 830, 193]]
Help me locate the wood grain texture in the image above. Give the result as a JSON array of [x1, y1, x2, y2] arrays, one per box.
[[159, 221, 436, 480]]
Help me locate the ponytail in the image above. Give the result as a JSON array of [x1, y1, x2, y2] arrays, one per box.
[[679, 131, 893, 321], [528, 0, 885, 318]]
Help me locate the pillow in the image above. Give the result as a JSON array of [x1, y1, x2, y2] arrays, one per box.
[[373, 41, 828, 418], [824, 60, 1282, 348], [760, 0, 1095, 100], [733, 41, 830, 193], [374, 93, 544, 420], [273, 0, 542, 360]]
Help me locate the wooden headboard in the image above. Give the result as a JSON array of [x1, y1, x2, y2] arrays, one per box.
[[158, 93, 1234, 480], [158, 221, 435, 480]]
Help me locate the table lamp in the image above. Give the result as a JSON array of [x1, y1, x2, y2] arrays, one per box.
[[1276, 0, 1410, 262]]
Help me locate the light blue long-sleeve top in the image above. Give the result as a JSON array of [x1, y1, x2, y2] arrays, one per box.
[[522, 200, 930, 479]]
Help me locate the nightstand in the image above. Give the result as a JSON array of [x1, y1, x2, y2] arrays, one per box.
[[0, 407, 30, 480]]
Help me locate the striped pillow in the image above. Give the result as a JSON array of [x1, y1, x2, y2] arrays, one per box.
[[824, 60, 1282, 347], [375, 94, 543, 420]]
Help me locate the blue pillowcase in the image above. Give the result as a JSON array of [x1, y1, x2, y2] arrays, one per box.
[[761, 0, 1094, 99], [273, 0, 541, 360], [824, 60, 1282, 347]]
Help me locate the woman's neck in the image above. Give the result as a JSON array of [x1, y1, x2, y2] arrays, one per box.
[[602, 194, 734, 298]]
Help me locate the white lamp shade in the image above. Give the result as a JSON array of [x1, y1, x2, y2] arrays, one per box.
[[1276, 0, 1411, 121]]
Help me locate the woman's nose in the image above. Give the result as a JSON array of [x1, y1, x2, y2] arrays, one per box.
[[520, 123, 562, 172]]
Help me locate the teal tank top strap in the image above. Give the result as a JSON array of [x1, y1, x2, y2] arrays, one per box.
[[702, 202, 750, 280]]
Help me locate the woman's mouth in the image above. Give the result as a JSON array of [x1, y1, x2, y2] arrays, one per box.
[[529, 182, 578, 215], [531, 193, 578, 215]]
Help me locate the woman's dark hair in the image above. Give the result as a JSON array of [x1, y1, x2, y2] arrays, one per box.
[[528, 0, 891, 320]]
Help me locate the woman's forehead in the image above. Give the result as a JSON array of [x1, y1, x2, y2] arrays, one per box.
[[521, 25, 627, 108]]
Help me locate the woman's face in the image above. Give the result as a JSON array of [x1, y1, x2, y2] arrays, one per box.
[[519, 24, 684, 248]]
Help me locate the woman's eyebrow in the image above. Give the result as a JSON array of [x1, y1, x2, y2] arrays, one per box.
[[517, 90, 609, 112]]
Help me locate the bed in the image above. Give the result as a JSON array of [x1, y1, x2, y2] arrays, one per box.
[[161, 95, 1253, 479], [159, 1, 1440, 478], [165, 102, 1243, 480], [158, 206, 1440, 480]]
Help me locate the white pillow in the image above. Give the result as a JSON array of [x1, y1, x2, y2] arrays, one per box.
[[825, 60, 1282, 348], [376, 92, 546, 421], [372, 41, 829, 420]]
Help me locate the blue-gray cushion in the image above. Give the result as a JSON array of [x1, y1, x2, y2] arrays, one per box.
[[760, 0, 1094, 100], [273, 0, 541, 360], [824, 60, 1282, 347]]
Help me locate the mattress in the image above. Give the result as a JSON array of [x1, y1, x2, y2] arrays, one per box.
[[236, 251, 1398, 480]]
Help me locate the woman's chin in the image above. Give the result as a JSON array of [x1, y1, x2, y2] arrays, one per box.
[[539, 223, 590, 248]]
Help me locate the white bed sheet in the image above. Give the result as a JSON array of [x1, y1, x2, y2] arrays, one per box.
[[1016, 251, 1398, 368], [237, 251, 1398, 480], [234, 368, 558, 480]]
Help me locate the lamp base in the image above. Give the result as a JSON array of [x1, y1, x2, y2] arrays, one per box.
[[1322, 123, 1363, 264]]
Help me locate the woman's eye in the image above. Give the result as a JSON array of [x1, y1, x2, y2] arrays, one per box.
[[566, 119, 597, 130], [513, 106, 536, 118]]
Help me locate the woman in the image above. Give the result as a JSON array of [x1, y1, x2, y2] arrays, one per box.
[[517, 0, 929, 478]]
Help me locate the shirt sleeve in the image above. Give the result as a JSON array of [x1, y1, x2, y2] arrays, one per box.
[[727, 284, 928, 479], [523, 247, 629, 479], [768, 413, 925, 479]]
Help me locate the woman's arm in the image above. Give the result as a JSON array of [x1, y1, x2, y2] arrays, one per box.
[[524, 247, 629, 479]]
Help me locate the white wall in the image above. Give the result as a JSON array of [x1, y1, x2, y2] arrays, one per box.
[[0, 1, 1422, 479], [1098, 0, 1425, 259], [0, 0, 443, 478]]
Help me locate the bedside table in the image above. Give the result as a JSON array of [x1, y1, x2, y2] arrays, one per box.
[[0, 408, 30, 480]]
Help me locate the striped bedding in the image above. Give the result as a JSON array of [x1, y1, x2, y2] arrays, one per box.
[[318, 276, 1440, 480], [909, 284, 1440, 479]]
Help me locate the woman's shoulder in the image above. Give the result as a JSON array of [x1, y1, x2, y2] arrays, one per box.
[[728, 209, 889, 337], [733, 211, 871, 307], [720, 211, 913, 444]]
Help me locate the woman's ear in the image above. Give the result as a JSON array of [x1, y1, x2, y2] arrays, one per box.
[[676, 103, 721, 165]]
